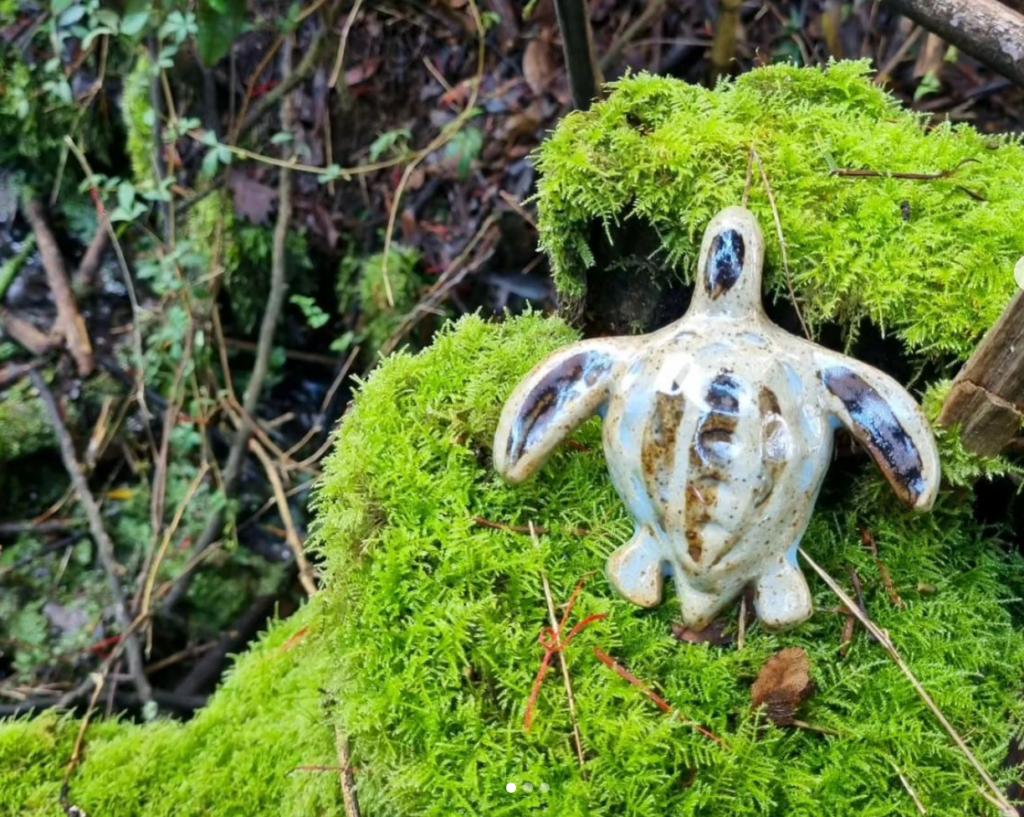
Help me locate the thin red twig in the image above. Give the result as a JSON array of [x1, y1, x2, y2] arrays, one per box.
[[593, 647, 725, 745], [524, 580, 606, 731]]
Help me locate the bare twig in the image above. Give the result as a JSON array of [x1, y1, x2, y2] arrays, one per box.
[[600, 0, 670, 72], [883, 0, 1024, 89], [238, 31, 325, 140], [60, 669, 106, 817], [0, 308, 60, 355], [799, 547, 1015, 816], [249, 439, 318, 596], [30, 371, 152, 704], [328, 0, 366, 89], [336, 725, 361, 817], [750, 147, 811, 340], [23, 199, 94, 376], [529, 523, 588, 770], [593, 647, 725, 745], [889, 760, 928, 814]]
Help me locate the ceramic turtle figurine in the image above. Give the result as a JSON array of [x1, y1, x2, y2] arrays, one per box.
[[494, 206, 940, 631]]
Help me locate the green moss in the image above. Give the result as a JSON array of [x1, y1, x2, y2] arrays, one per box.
[[122, 51, 157, 190], [0, 381, 56, 463], [0, 604, 341, 816], [338, 245, 425, 357], [309, 313, 1024, 816], [535, 61, 1024, 360]]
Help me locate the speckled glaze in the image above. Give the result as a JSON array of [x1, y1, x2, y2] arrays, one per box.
[[494, 206, 940, 631]]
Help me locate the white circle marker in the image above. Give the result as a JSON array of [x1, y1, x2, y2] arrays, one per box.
[[523, 783, 533, 793], [506, 783, 516, 793], [539, 782, 550, 793], [1015, 256, 1024, 290]]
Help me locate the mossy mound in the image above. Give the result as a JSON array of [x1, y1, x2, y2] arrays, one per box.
[[536, 61, 1024, 358], [312, 313, 1024, 816], [0, 605, 340, 815]]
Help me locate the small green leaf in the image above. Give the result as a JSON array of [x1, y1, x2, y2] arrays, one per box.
[[196, 0, 247, 66]]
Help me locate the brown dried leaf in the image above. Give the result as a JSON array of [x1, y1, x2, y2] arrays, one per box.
[[751, 647, 815, 726], [671, 619, 732, 646], [228, 171, 277, 226], [523, 38, 556, 96]]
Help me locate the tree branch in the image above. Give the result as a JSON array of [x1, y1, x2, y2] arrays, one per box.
[[883, 0, 1024, 88], [29, 370, 152, 704]]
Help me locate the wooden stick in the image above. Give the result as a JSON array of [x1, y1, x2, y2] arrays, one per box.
[[799, 547, 1015, 816], [30, 371, 152, 704], [22, 199, 94, 376], [883, 0, 1024, 89], [938, 291, 1024, 457]]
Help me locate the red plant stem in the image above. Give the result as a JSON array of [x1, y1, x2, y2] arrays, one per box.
[[523, 580, 606, 731], [593, 647, 725, 745]]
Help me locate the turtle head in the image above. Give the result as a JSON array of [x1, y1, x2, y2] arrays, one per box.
[[693, 206, 766, 318]]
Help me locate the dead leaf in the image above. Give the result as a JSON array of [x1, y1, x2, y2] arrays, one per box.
[[671, 619, 733, 646], [751, 647, 815, 726], [344, 58, 381, 86], [228, 171, 277, 226], [523, 38, 556, 96]]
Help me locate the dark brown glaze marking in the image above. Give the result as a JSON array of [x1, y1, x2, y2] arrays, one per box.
[[755, 386, 786, 508], [693, 373, 741, 469], [506, 351, 614, 467], [641, 391, 685, 521], [821, 366, 925, 505], [684, 373, 743, 565], [705, 229, 745, 299], [684, 483, 714, 562]]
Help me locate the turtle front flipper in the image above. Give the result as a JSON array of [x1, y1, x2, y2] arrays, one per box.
[[494, 339, 631, 484], [816, 354, 940, 510]]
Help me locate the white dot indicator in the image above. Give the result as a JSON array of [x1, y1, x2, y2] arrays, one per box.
[[506, 783, 516, 793], [523, 782, 533, 792], [540, 782, 550, 793], [1015, 257, 1024, 290]]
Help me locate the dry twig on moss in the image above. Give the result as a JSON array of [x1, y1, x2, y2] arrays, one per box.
[[30, 371, 153, 705], [799, 547, 1016, 816]]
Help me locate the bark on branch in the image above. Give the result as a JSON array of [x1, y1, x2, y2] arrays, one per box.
[[883, 0, 1024, 88], [938, 291, 1024, 457]]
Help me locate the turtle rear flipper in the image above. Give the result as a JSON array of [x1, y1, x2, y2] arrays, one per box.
[[816, 355, 940, 510], [494, 339, 630, 484], [607, 526, 664, 608]]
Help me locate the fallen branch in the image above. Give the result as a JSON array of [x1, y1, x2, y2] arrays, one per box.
[[22, 199, 94, 376], [882, 0, 1024, 89], [937, 290, 1024, 457], [0, 308, 60, 356], [799, 547, 1015, 816], [30, 371, 152, 705]]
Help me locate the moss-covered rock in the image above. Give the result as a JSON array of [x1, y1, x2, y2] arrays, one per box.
[[536, 61, 1024, 354], [3, 63, 1024, 817]]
